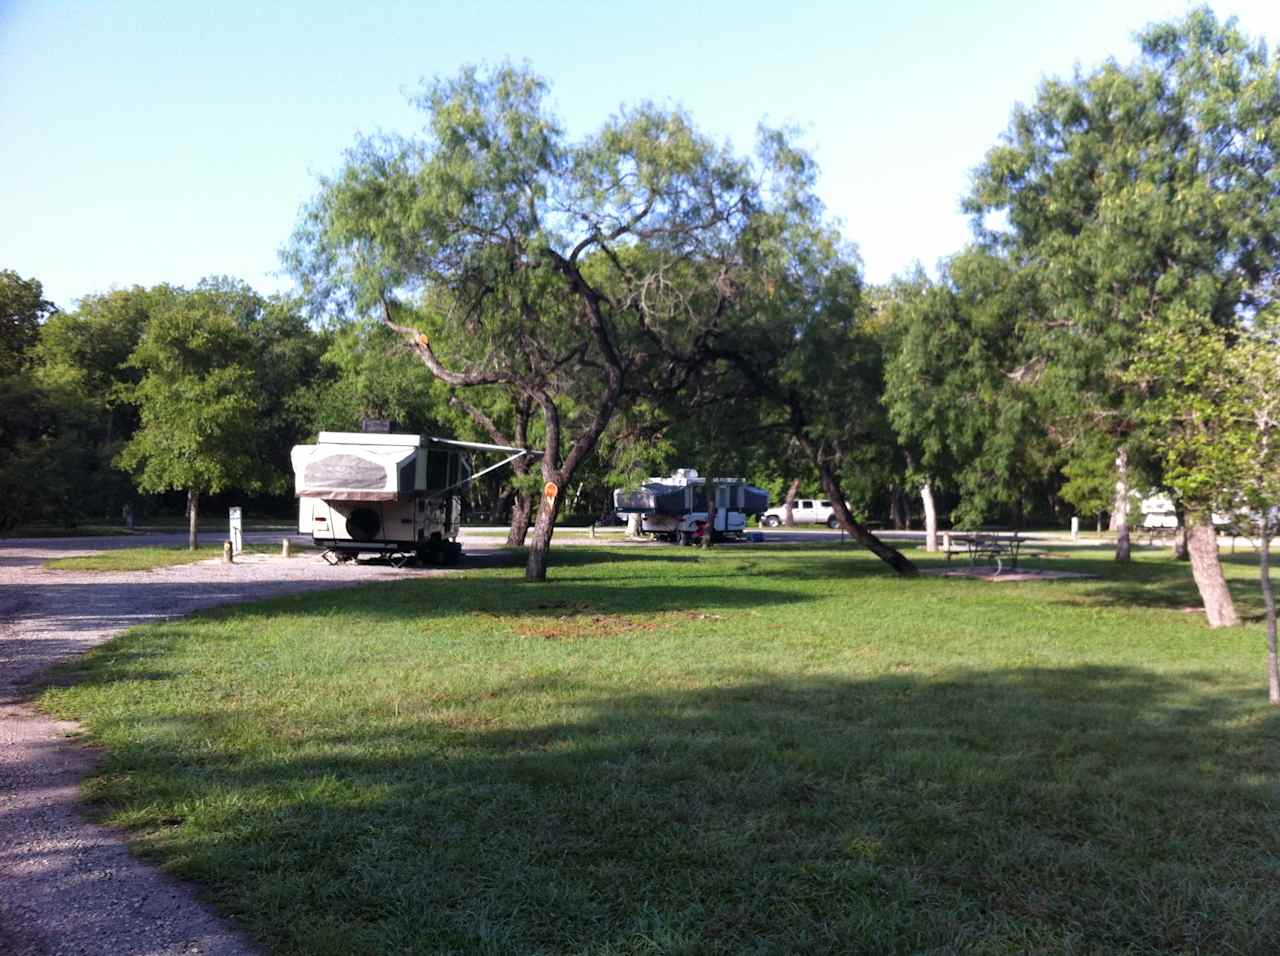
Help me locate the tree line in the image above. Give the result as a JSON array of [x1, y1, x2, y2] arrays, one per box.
[[2, 8, 1276, 681]]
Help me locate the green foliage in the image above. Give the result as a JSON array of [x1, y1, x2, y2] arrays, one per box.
[[0, 371, 80, 528], [0, 271, 74, 528], [1058, 437, 1119, 519], [883, 252, 1055, 526], [0, 269, 56, 375], [1131, 309, 1280, 515], [965, 6, 1280, 496], [33, 286, 162, 521], [115, 288, 271, 498], [307, 318, 443, 433]]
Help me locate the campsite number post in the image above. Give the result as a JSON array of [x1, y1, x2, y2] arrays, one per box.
[[229, 507, 243, 556]]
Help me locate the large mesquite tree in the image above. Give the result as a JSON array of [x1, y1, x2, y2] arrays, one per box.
[[965, 8, 1280, 620], [705, 143, 918, 575], [291, 65, 796, 580]]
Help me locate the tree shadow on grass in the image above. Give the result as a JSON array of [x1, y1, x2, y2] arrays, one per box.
[[1038, 554, 1264, 617], [174, 575, 813, 633], [45, 662, 1280, 955]]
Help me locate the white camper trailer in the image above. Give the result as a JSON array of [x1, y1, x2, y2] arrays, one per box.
[[292, 431, 527, 564], [613, 468, 770, 545]]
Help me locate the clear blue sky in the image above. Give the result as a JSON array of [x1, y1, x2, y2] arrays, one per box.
[[4, 0, 1279, 310]]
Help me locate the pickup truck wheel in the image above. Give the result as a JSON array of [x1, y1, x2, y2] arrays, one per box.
[[762, 515, 780, 528], [827, 516, 840, 529]]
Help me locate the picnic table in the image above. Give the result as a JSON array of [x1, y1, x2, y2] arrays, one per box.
[[943, 531, 1025, 574]]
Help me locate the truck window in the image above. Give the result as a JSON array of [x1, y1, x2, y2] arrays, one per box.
[[820, 500, 831, 507], [800, 500, 814, 509]]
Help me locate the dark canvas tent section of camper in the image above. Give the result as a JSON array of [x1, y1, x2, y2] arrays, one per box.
[[614, 469, 771, 518], [612, 468, 771, 544]]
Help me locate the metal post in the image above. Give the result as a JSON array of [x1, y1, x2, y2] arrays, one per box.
[[1071, 516, 1079, 542], [222, 540, 233, 564], [282, 538, 291, 558]]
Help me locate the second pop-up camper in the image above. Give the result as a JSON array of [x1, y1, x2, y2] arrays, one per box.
[[292, 431, 528, 564], [613, 468, 770, 544]]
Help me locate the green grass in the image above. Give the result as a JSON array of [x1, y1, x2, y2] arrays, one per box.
[[39, 545, 1280, 954], [45, 544, 303, 571]]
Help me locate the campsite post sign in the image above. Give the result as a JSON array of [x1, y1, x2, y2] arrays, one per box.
[[229, 507, 243, 555]]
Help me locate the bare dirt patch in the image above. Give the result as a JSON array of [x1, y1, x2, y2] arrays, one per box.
[[469, 601, 725, 641]]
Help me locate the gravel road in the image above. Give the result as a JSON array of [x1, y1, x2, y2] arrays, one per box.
[[0, 538, 489, 956]]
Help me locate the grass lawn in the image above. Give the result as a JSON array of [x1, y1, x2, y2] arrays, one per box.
[[45, 544, 304, 572], [39, 545, 1280, 954]]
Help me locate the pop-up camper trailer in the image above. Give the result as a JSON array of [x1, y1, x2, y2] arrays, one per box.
[[613, 468, 770, 544], [292, 431, 528, 564]]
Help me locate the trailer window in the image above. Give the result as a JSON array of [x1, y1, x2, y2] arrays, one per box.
[[425, 450, 448, 490]]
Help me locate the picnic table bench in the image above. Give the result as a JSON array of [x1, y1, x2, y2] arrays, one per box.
[[942, 531, 1025, 574], [1141, 525, 1178, 547]]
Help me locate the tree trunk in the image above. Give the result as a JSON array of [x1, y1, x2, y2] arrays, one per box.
[[1097, 514, 1103, 534], [1173, 527, 1189, 561], [525, 482, 563, 581], [921, 481, 938, 552], [782, 478, 800, 526], [187, 489, 199, 551], [1113, 445, 1131, 562], [626, 512, 643, 539], [890, 487, 909, 530], [1172, 502, 1189, 561], [1260, 514, 1278, 706], [1186, 512, 1240, 628], [816, 463, 917, 576], [507, 492, 533, 547]]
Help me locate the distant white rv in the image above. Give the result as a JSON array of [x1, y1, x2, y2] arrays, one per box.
[[1139, 492, 1178, 529]]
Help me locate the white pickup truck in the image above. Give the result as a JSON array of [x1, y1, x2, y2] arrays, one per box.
[[759, 498, 842, 528]]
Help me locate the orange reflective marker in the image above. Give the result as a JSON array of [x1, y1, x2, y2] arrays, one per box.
[[543, 481, 558, 511]]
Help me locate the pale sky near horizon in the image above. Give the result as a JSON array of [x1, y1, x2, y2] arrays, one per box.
[[4, 0, 1280, 311]]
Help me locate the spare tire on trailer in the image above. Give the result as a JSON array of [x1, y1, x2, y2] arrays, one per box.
[[346, 507, 382, 542]]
